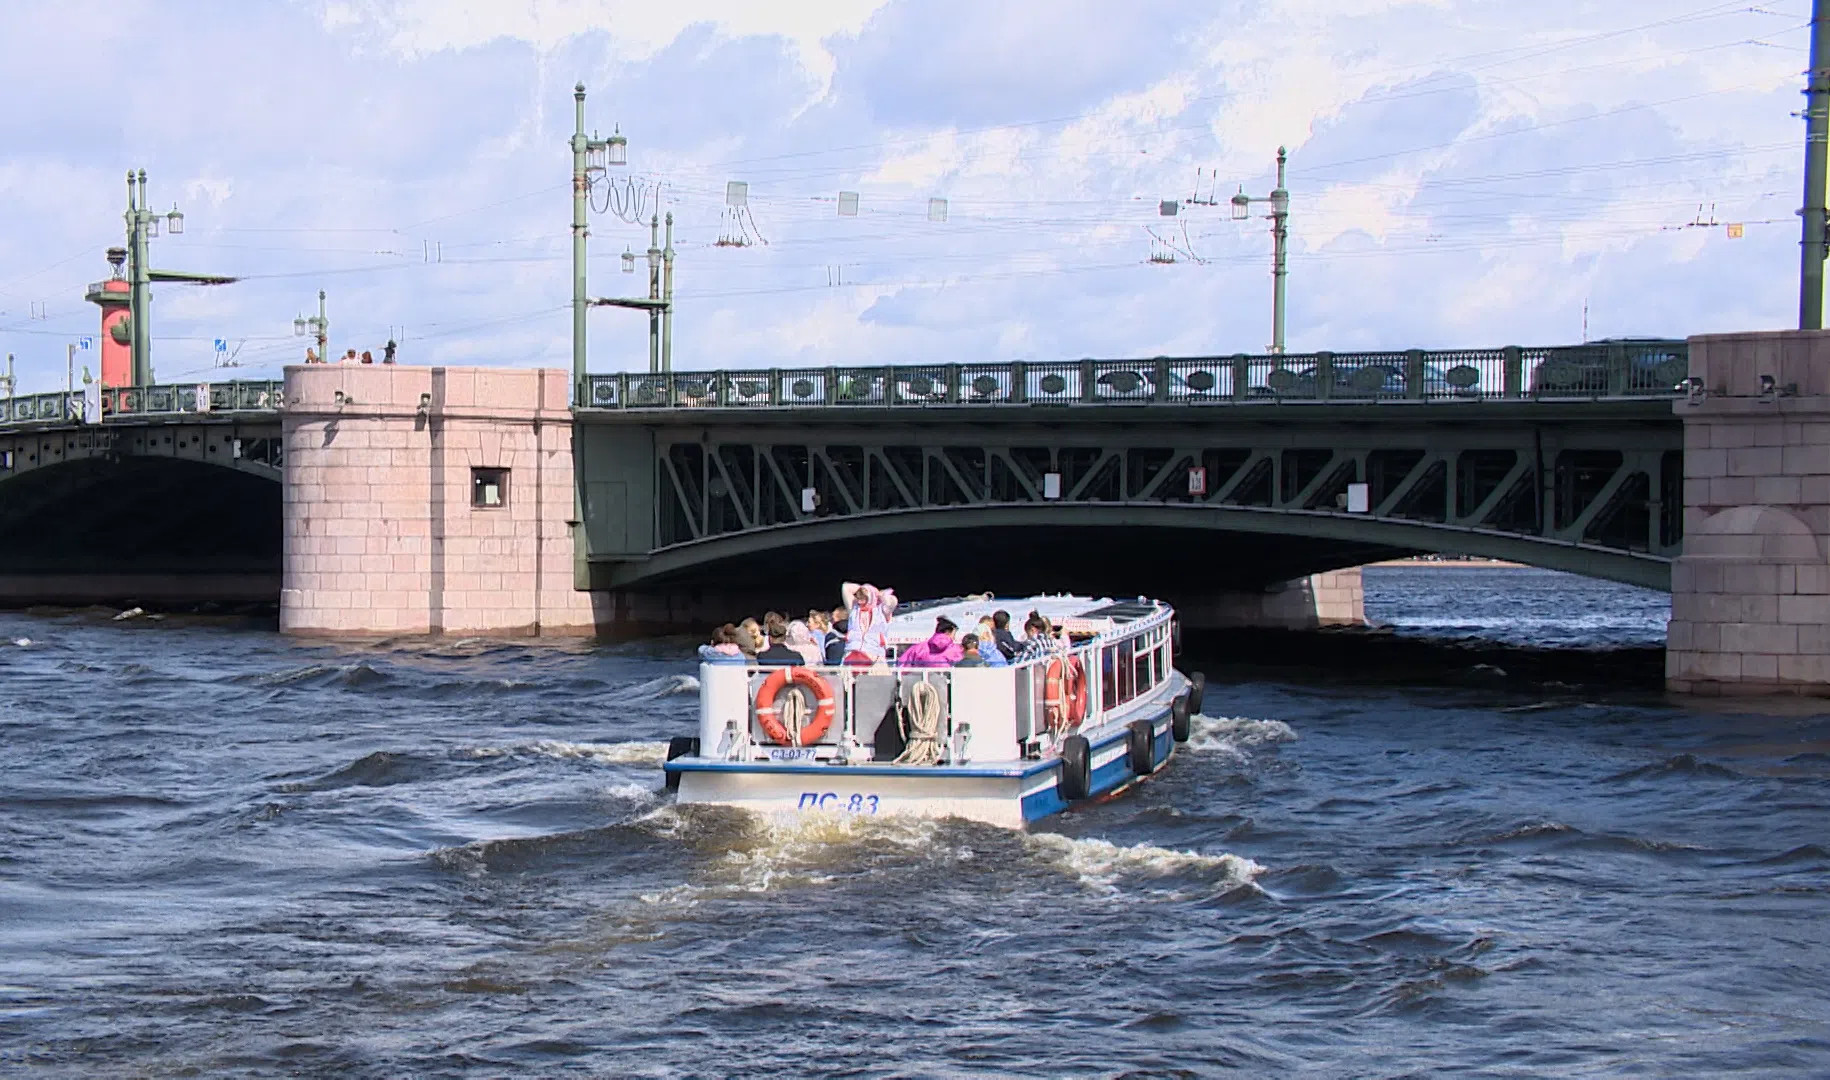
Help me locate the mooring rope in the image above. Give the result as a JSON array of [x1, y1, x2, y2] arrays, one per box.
[[894, 680, 944, 766]]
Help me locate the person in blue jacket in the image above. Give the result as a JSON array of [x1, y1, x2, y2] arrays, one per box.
[[697, 624, 747, 665]]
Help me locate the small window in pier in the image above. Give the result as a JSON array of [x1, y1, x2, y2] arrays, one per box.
[[471, 467, 509, 508]]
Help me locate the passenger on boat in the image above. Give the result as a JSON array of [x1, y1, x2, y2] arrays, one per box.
[[898, 616, 964, 668], [990, 610, 1021, 661], [823, 606, 848, 664], [1016, 615, 1067, 662], [697, 624, 746, 665], [736, 618, 764, 660], [841, 581, 897, 666], [975, 632, 1009, 667], [954, 633, 986, 668], [755, 624, 805, 667], [786, 620, 824, 666]]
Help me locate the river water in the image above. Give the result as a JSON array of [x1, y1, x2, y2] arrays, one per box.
[[2, 567, 1826, 1077]]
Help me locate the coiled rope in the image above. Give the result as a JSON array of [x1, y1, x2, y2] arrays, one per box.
[[894, 680, 944, 766]]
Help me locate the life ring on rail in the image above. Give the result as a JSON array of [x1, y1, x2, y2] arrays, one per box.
[[754, 667, 837, 747], [1045, 655, 1090, 730]]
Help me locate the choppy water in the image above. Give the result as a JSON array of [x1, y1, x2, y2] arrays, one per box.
[[2, 567, 1827, 1078]]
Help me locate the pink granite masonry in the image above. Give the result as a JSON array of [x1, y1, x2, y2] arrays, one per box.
[[1668, 331, 1830, 694], [279, 365, 599, 637]]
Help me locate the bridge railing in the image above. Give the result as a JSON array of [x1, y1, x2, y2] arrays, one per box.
[[0, 380, 284, 429], [580, 342, 1689, 409]]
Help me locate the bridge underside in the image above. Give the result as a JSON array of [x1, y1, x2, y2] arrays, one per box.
[[612, 515, 1408, 596], [577, 402, 1682, 620], [0, 456, 281, 607]]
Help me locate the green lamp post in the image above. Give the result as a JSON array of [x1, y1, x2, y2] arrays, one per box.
[[571, 83, 629, 404], [122, 169, 237, 387], [1231, 147, 1292, 356]]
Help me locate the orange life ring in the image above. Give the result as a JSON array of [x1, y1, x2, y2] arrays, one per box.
[[1043, 655, 1091, 731], [754, 667, 837, 746], [1064, 655, 1089, 725]]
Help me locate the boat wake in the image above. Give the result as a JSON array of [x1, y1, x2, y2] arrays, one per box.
[[1026, 832, 1264, 898], [457, 740, 670, 766], [637, 808, 975, 905], [1186, 715, 1298, 755]]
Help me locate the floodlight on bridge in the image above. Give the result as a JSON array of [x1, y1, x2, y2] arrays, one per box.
[[166, 206, 184, 235]]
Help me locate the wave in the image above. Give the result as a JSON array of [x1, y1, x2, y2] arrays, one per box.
[[597, 673, 699, 704], [1186, 715, 1298, 754], [459, 740, 671, 766], [636, 807, 979, 905], [1464, 821, 1706, 856], [285, 750, 427, 792], [1605, 754, 1741, 782], [1744, 844, 1830, 868], [1025, 832, 1263, 897], [233, 662, 396, 690]]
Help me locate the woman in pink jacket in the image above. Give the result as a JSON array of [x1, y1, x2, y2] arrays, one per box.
[[898, 616, 964, 668]]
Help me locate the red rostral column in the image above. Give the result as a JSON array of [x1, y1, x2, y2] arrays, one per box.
[[84, 247, 132, 388]]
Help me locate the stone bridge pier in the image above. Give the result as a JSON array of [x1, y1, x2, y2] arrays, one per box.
[[1668, 331, 1830, 694], [280, 365, 598, 636]]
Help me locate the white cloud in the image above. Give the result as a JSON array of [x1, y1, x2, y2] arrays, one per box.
[[0, 0, 1813, 392]]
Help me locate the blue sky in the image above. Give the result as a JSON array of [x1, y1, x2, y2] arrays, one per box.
[[0, 0, 1813, 390]]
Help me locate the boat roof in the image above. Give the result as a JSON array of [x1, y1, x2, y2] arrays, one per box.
[[882, 594, 1170, 645]]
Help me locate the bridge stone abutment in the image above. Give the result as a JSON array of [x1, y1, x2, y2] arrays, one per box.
[[1668, 331, 1830, 695], [1170, 568, 1366, 631], [280, 365, 599, 637]]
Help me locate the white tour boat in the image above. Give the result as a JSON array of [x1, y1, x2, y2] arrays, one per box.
[[663, 594, 1207, 828]]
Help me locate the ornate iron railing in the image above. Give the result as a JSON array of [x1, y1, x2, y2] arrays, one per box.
[[581, 342, 1689, 410], [0, 380, 284, 430]]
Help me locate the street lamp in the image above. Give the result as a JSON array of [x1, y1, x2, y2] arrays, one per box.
[[1230, 147, 1292, 356], [571, 82, 631, 403], [590, 212, 675, 374], [293, 290, 329, 365], [119, 169, 236, 387]]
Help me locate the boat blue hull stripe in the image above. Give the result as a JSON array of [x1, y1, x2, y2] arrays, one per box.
[[672, 700, 1178, 827], [1019, 705, 1176, 822]]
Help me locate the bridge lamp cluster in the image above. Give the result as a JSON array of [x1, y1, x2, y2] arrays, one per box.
[[583, 126, 627, 179], [144, 206, 184, 238]]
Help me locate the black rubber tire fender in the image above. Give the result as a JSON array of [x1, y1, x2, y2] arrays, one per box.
[[664, 735, 699, 792], [1187, 671, 1207, 715], [1058, 735, 1092, 801], [1127, 719, 1156, 776], [1170, 694, 1192, 743]]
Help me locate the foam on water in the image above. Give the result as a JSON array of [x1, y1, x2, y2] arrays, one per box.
[[1186, 715, 1299, 754], [601, 673, 699, 703], [458, 740, 670, 765], [639, 810, 971, 904], [1026, 832, 1264, 897]]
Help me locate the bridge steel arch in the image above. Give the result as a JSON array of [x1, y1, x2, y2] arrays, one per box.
[[605, 503, 1672, 592], [575, 397, 1684, 597]]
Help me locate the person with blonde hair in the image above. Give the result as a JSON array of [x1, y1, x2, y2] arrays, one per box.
[[841, 581, 897, 666]]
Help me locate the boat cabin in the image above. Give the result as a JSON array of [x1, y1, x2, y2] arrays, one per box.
[[696, 595, 1178, 765]]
